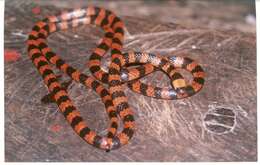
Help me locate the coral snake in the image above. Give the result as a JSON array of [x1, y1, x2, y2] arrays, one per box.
[[27, 6, 205, 151]]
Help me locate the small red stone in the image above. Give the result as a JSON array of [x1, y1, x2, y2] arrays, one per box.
[[4, 49, 21, 62], [32, 6, 41, 15]]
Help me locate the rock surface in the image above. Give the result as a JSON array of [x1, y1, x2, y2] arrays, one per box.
[[4, 0, 256, 162]]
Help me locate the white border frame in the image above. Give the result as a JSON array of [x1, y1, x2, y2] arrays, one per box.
[[0, 0, 259, 164]]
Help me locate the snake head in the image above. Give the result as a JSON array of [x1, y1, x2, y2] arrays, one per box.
[[100, 137, 112, 152], [100, 136, 121, 152]]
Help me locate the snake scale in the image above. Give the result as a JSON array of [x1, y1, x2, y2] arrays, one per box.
[[27, 6, 205, 151]]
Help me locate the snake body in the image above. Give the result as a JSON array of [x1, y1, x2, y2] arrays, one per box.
[[89, 52, 205, 99], [27, 6, 205, 151]]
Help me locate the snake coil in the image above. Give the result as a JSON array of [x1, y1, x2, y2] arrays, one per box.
[[27, 6, 205, 151]]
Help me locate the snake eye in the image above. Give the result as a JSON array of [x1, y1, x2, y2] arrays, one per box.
[[110, 137, 121, 150]]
